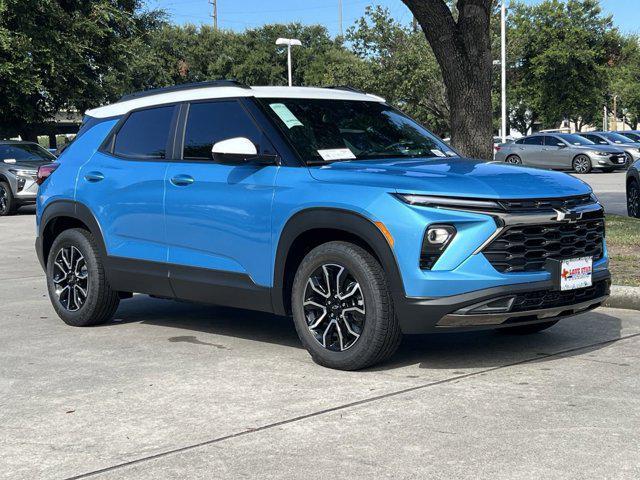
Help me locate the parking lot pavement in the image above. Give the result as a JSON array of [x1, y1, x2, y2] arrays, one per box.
[[572, 171, 627, 216], [2, 214, 640, 480]]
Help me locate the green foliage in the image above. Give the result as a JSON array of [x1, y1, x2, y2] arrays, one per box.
[[507, 0, 620, 132], [0, 0, 164, 138], [610, 36, 640, 128]]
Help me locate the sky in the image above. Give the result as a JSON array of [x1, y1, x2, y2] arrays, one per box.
[[146, 0, 639, 36]]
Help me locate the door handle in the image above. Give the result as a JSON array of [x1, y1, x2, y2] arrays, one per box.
[[84, 171, 104, 182], [170, 174, 195, 187]]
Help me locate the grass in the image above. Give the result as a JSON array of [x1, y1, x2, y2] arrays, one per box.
[[605, 214, 640, 287]]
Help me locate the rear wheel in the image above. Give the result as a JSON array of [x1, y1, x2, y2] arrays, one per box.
[[506, 155, 522, 165], [46, 228, 120, 327], [572, 155, 592, 174], [0, 182, 17, 216], [291, 241, 401, 370], [498, 320, 559, 335], [628, 179, 640, 218]]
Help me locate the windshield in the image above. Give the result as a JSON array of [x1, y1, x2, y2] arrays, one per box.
[[559, 134, 594, 146], [601, 132, 635, 144], [0, 143, 56, 162], [258, 98, 457, 163]]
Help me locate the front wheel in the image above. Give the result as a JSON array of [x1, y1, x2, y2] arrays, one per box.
[[0, 182, 17, 216], [291, 241, 401, 370], [572, 155, 592, 174], [46, 228, 120, 327], [628, 180, 640, 218]]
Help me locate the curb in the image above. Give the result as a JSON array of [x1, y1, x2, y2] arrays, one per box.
[[604, 285, 640, 311]]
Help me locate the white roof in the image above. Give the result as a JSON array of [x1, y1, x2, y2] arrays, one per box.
[[85, 86, 385, 119]]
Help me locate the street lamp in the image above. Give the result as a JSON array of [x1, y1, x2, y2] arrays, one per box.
[[500, 0, 507, 143], [276, 37, 302, 87]]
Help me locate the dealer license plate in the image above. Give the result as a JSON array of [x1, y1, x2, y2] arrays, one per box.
[[560, 257, 593, 291]]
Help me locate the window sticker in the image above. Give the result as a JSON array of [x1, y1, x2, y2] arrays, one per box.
[[3, 159, 16, 164], [430, 149, 446, 157], [317, 148, 357, 161], [269, 103, 303, 129]]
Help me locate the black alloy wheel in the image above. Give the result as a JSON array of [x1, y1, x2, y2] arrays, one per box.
[[303, 263, 365, 352]]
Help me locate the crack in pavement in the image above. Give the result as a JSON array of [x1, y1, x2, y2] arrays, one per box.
[[65, 331, 640, 480]]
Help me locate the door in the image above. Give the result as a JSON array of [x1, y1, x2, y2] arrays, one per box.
[[164, 99, 279, 310], [541, 135, 570, 169], [520, 136, 545, 166], [75, 105, 177, 296]]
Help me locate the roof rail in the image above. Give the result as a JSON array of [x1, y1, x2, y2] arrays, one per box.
[[117, 80, 250, 103], [325, 85, 367, 94]]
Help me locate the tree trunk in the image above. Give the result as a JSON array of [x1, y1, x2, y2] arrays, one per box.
[[401, 0, 494, 160]]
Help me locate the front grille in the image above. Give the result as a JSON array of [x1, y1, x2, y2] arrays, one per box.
[[509, 280, 609, 313], [484, 218, 605, 273], [497, 194, 593, 212]]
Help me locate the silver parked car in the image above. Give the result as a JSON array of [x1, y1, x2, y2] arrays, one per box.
[[578, 131, 640, 166], [0, 141, 56, 216], [494, 133, 627, 173]]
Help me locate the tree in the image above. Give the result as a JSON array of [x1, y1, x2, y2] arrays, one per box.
[[508, 0, 619, 132], [0, 0, 164, 139], [401, 0, 494, 159], [611, 35, 640, 129]]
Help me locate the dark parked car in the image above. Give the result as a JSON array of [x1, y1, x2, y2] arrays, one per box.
[[628, 159, 640, 218], [0, 141, 56, 216]]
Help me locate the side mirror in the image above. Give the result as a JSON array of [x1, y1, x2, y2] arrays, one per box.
[[211, 137, 279, 165], [557, 143, 566, 148]]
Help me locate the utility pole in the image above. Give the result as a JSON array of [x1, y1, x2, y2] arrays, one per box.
[[612, 94, 618, 131], [500, 0, 507, 143], [209, 0, 218, 30], [338, 0, 343, 37]]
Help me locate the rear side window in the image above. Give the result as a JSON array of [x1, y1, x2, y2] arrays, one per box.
[[113, 106, 175, 159], [183, 101, 262, 160], [523, 136, 543, 145]]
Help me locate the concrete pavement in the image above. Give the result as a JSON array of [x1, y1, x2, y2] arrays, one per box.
[[1, 210, 639, 480], [572, 171, 628, 216]]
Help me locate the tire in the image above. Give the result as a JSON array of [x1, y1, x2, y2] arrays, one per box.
[[572, 155, 592, 174], [291, 241, 401, 370], [46, 228, 120, 327], [628, 179, 640, 218], [498, 320, 559, 335], [505, 155, 522, 165], [0, 181, 17, 216]]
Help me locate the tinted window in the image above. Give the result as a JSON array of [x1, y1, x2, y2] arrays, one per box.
[[514, 138, 525, 144], [582, 134, 607, 144], [523, 136, 543, 145], [113, 106, 175, 159], [0, 143, 56, 162], [183, 101, 262, 160], [543, 136, 563, 146]]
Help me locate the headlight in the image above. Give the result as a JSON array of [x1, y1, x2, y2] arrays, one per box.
[[593, 151, 610, 156], [395, 193, 503, 212], [420, 224, 456, 270], [8, 168, 37, 177]]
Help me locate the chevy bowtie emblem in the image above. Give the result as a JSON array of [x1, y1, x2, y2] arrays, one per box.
[[554, 208, 583, 223]]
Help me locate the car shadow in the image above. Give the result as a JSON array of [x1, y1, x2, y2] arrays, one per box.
[[106, 294, 623, 371]]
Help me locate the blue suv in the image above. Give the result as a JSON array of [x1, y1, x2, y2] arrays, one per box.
[[35, 81, 610, 370]]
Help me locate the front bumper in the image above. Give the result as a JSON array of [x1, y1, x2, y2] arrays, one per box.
[[395, 270, 610, 334]]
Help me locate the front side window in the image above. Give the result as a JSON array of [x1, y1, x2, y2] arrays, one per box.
[[523, 136, 544, 145], [183, 101, 262, 160], [543, 136, 563, 146], [258, 98, 456, 163], [0, 143, 56, 162], [113, 106, 175, 159], [581, 134, 607, 145]]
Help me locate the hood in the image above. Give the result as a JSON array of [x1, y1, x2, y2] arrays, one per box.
[[573, 144, 625, 154], [308, 157, 592, 199]]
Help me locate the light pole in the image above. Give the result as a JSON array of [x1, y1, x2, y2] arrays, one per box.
[[276, 38, 302, 87], [500, 0, 507, 143]]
